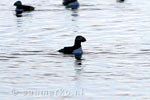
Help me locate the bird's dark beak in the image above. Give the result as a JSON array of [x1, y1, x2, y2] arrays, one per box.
[[82, 37, 86, 42]]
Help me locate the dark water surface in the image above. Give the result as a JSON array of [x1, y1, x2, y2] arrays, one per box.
[[0, 0, 150, 100]]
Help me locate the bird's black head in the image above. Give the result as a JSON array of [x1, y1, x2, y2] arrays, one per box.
[[14, 1, 22, 6], [117, 0, 125, 3], [75, 35, 86, 42]]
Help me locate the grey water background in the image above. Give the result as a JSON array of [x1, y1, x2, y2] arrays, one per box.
[[0, 0, 150, 100]]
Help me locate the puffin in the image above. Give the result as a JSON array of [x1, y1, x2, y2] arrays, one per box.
[[117, 0, 125, 3], [63, 0, 79, 9], [58, 35, 86, 54], [14, 1, 35, 14]]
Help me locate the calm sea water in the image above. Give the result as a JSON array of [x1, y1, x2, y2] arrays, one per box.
[[1, 0, 150, 100]]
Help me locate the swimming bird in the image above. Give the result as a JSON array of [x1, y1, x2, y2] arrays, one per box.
[[63, 0, 79, 9], [117, 0, 125, 3], [58, 35, 86, 54], [14, 1, 34, 14]]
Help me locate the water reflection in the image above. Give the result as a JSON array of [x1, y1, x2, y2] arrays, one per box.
[[74, 54, 82, 60], [16, 16, 23, 27], [71, 10, 79, 17], [14, 10, 34, 17], [71, 10, 79, 23], [61, 54, 83, 60], [74, 59, 84, 80], [16, 14, 22, 17], [70, 10, 80, 36]]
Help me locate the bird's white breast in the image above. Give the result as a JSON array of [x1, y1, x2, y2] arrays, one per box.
[[68, 1, 79, 9], [72, 47, 83, 54]]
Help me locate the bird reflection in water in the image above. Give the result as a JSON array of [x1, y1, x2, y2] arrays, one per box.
[[15, 12, 23, 17], [74, 58, 84, 80], [74, 54, 82, 60]]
